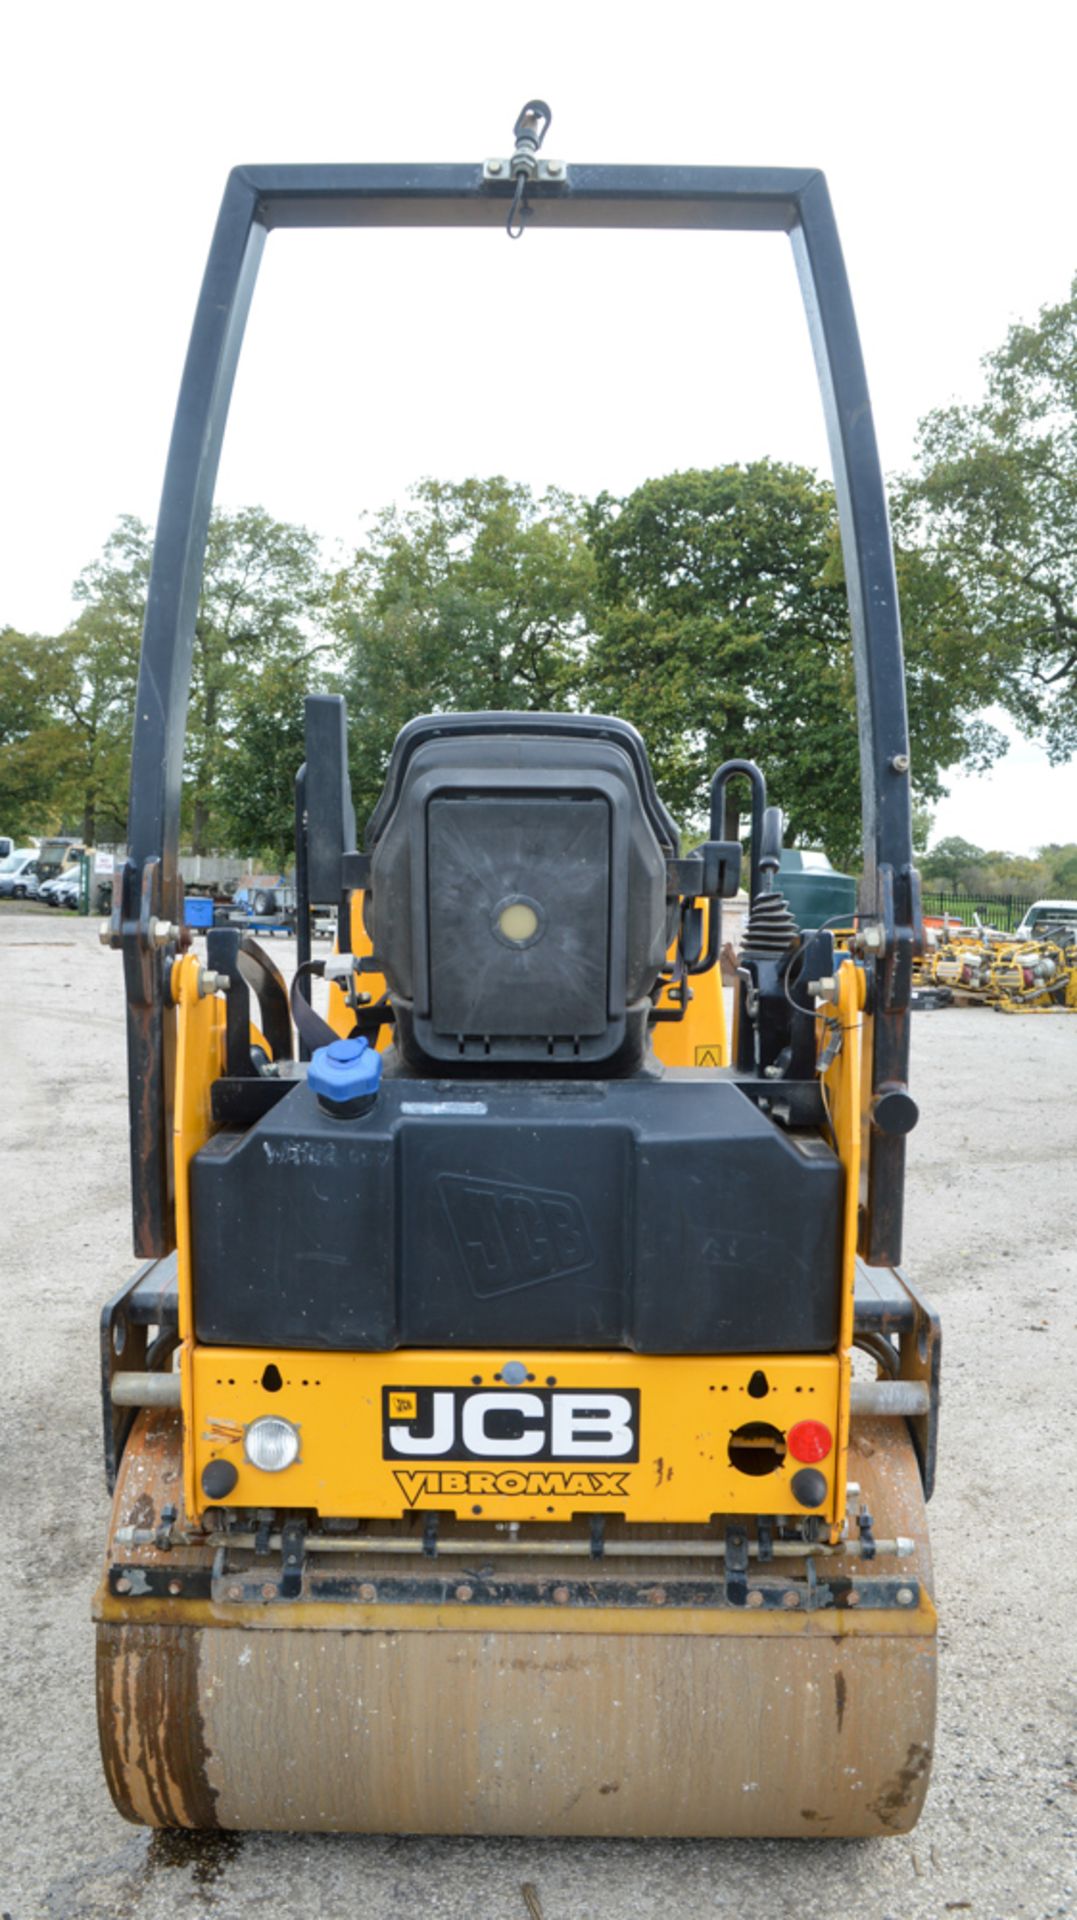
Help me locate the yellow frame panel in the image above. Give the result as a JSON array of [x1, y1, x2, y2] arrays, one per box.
[[190, 1347, 840, 1526], [650, 900, 729, 1068]]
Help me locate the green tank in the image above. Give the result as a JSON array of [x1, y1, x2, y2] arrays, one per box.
[[778, 849, 856, 928]]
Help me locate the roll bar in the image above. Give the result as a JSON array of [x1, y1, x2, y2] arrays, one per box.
[[113, 153, 918, 1264]]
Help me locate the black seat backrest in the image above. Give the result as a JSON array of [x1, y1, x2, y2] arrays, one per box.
[[365, 713, 678, 1071]]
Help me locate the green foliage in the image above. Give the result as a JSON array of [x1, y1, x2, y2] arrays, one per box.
[[583, 463, 997, 869], [901, 271, 1077, 760], [910, 801, 935, 856], [186, 508, 329, 849], [0, 509, 331, 852], [0, 628, 77, 835], [920, 835, 1077, 900], [3, 605, 136, 849], [583, 464, 858, 857], [887, 541, 1005, 795], [332, 478, 594, 824], [48, 518, 149, 840], [6, 429, 1064, 870], [213, 657, 318, 864]]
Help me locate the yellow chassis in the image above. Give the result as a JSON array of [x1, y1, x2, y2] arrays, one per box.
[[190, 1346, 841, 1526]]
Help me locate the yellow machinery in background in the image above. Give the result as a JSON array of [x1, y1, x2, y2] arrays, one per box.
[[920, 925, 1077, 1012]]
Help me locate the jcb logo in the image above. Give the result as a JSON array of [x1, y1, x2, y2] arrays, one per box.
[[438, 1174, 594, 1295], [382, 1387, 639, 1462]]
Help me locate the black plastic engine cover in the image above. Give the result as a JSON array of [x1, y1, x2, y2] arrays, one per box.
[[191, 1071, 842, 1354]]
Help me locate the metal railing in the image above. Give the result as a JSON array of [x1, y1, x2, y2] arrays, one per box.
[[920, 890, 1036, 932]]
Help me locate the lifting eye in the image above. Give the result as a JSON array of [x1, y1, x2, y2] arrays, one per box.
[[728, 1421, 787, 1476]]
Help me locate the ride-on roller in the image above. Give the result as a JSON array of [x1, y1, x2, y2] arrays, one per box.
[[94, 111, 940, 1837]]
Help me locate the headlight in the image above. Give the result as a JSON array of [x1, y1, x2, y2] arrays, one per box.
[[244, 1415, 300, 1472]]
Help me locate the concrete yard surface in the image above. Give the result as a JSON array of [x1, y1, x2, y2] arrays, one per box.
[[0, 910, 1074, 1920]]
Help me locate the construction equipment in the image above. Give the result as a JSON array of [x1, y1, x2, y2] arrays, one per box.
[[94, 118, 939, 1837], [922, 924, 1077, 1012]]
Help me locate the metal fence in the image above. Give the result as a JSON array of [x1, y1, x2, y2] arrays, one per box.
[[920, 890, 1036, 932]]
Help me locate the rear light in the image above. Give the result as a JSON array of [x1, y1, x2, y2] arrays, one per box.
[[244, 1416, 300, 1472], [787, 1419, 832, 1463]]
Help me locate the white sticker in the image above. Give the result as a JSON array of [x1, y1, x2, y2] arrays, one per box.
[[400, 1101, 489, 1116]]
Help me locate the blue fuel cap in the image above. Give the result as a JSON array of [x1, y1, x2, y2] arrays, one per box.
[[308, 1036, 382, 1111]]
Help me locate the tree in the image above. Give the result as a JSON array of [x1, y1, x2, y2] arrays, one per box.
[[213, 656, 317, 864], [902, 272, 1077, 760], [0, 628, 76, 836], [51, 519, 149, 841], [332, 478, 595, 824], [188, 508, 329, 850], [885, 539, 1005, 805], [584, 463, 995, 869], [1, 526, 147, 843], [55, 508, 332, 851], [917, 835, 1077, 902], [583, 465, 853, 853]]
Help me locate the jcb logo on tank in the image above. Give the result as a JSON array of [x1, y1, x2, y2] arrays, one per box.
[[437, 1174, 594, 1295], [382, 1386, 640, 1462]]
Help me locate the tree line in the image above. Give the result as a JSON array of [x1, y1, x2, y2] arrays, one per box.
[[919, 837, 1077, 902], [2, 273, 1074, 873]]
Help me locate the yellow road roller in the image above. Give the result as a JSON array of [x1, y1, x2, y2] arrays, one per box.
[[95, 111, 939, 1836]]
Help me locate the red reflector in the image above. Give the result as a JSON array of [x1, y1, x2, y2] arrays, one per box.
[[787, 1419, 832, 1463]]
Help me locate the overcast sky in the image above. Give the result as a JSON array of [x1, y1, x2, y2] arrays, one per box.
[[3, 1, 1076, 856]]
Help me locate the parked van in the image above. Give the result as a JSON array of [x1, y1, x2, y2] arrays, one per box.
[[0, 850, 40, 898]]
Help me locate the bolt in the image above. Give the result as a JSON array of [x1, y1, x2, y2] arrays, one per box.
[[115, 1575, 132, 1595], [845, 1589, 861, 1608], [781, 1590, 800, 1609], [261, 1582, 277, 1601], [487, 157, 503, 175], [552, 1585, 571, 1606], [149, 917, 180, 947], [859, 924, 885, 954], [896, 1585, 916, 1607], [168, 1579, 183, 1596], [198, 969, 231, 997], [98, 919, 114, 947], [807, 975, 839, 1002], [226, 1584, 243, 1602], [746, 1589, 764, 1609], [455, 1584, 474, 1604], [889, 752, 910, 773], [647, 1586, 668, 1607], [546, 158, 564, 177], [358, 1582, 377, 1603]]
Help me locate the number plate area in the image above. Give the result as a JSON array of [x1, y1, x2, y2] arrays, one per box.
[[189, 1348, 841, 1524]]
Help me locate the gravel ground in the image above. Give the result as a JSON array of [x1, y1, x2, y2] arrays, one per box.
[[1, 906, 1074, 1920]]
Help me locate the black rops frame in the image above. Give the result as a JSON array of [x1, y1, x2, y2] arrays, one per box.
[[114, 158, 920, 1267]]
